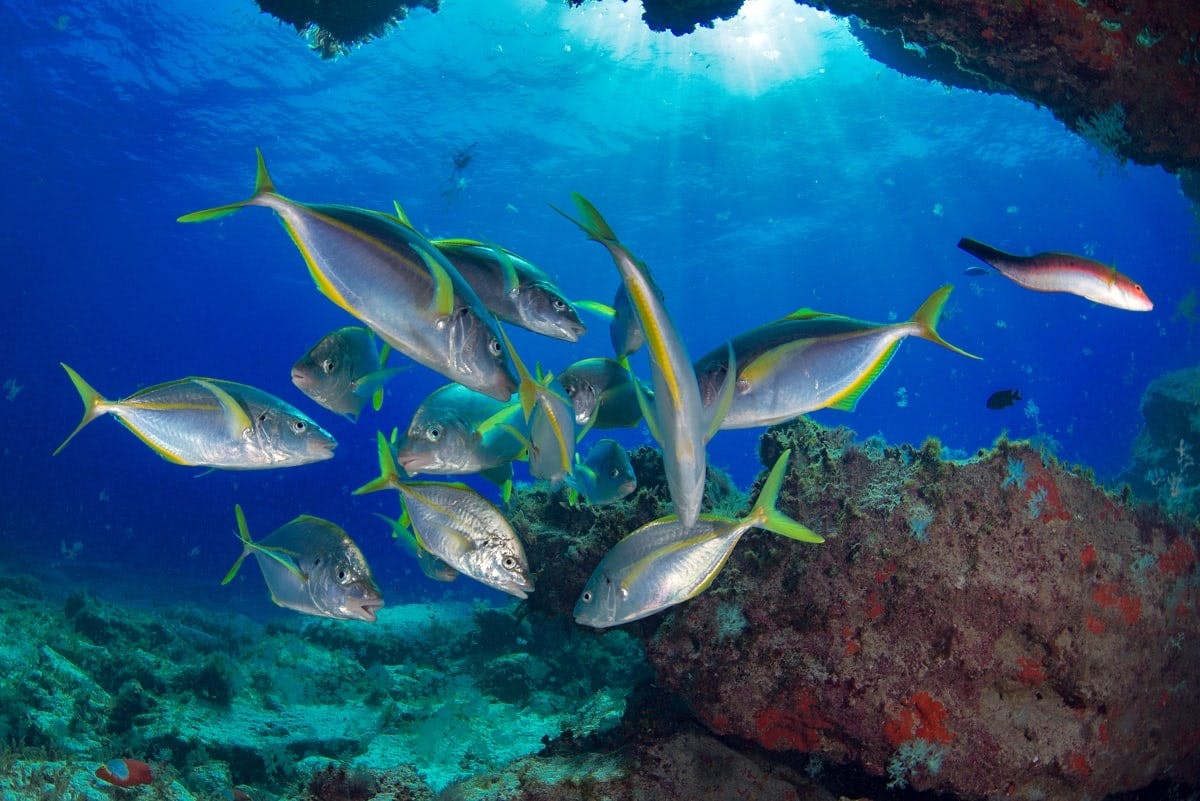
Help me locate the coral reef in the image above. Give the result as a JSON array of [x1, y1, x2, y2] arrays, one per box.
[[639, 419, 1200, 799], [0, 580, 644, 799], [1124, 366, 1200, 519]]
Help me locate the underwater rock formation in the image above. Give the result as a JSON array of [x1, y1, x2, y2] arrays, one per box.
[[636, 419, 1200, 799], [255, 0, 440, 58], [563, 0, 1200, 177], [1124, 366, 1200, 520]]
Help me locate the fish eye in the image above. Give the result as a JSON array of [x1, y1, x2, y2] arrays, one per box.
[[426, 425, 442, 441], [551, 298, 567, 311], [609, 468, 622, 478], [581, 590, 593, 603], [488, 338, 502, 357], [290, 420, 307, 433], [503, 556, 516, 570], [257, 411, 269, 424], [321, 358, 335, 374], [336, 566, 349, 582]]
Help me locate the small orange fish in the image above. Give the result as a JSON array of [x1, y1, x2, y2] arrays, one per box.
[[95, 758, 154, 787]]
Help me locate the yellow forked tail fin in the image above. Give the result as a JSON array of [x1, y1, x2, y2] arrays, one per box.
[[354, 431, 403, 496], [177, 148, 276, 223], [911, 285, 981, 360], [54, 363, 109, 456], [749, 449, 824, 543]]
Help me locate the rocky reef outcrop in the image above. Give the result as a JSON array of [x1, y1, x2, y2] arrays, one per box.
[[518, 419, 1200, 800]]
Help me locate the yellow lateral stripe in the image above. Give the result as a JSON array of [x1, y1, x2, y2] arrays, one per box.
[[537, 395, 572, 474], [279, 223, 358, 317], [739, 340, 812, 386], [626, 279, 685, 412], [619, 521, 739, 593]]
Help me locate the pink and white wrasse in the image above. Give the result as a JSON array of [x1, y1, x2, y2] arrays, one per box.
[[957, 237, 1152, 311]]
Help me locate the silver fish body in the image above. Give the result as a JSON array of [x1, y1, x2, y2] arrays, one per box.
[[527, 386, 576, 484], [179, 151, 518, 401], [609, 285, 646, 358], [574, 449, 820, 628], [557, 357, 652, 430], [226, 507, 384, 622], [558, 195, 707, 529], [394, 384, 524, 476], [291, 326, 401, 420], [693, 286, 978, 429], [55, 365, 335, 469], [433, 240, 586, 342], [396, 481, 533, 598]]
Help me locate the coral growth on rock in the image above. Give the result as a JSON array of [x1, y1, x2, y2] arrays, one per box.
[[1124, 365, 1200, 519], [640, 418, 1200, 799]]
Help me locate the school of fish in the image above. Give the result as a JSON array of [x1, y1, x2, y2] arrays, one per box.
[[54, 149, 1154, 631]]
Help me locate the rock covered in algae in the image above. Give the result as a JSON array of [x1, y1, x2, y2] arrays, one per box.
[[638, 419, 1200, 800], [1123, 365, 1200, 519]]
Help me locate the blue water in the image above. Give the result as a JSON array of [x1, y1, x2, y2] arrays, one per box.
[[2, 0, 1195, 606]]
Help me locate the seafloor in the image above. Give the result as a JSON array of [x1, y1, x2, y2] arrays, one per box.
[[2, 409, 1198, 801]]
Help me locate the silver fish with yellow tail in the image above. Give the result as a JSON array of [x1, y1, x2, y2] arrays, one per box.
[[693, 285, 980, 430], [574, 449, 821, 628], [222, 505, 384, 622], [178, 150, 518, 401], [356, 432, 533, 599], [565, 438, 637, 507], [556, 194, 720, 530], [54, 364, 335, 469]]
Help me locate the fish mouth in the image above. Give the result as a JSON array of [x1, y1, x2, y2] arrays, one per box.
[[359, 600, 385, 622], [290, 369, 314, 389], [619, 480, 638, 496]]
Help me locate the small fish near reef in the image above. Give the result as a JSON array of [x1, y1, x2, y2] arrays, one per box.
[[987, 389, 1022, 410], [957, 237, 1153, 311], [54, 364, 335, 469], [357, 432, 534, 598], [693, 285, 979, 429], [566, 438, 637, 507], [178, 150, 519, 401], [95, 758, 154, 788], [223, 505, 384, 622], [574, 449, 822, 628], [292, 326, 406, 420]]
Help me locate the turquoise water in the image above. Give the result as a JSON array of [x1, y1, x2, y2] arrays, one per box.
[[0, 0, 1196, 793]]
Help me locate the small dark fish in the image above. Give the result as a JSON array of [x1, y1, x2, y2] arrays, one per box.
[[987, 389, 1022, 410]]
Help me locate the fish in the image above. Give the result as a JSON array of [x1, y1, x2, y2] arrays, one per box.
[[376, 513, 459, 583], [957, 237, 1153, 311], [54, 364, 336, 469], [178, 150, 519, 401], [557, 357, 653, 432], [610, 284, 648, 358], [430, 238, 587, 342], [356, 432, 534, 598], [520, 378, 576, 485], [393, 383, 525, 487], [692, 285, 980, 430], [987, 389, 1022, 409], [291, 326, 406, 420], [574, 449, 822, 628], [222, 505, 384, 622], [557, 194, 709, 529], [95, 759, 154, 788], [565, 438, 637, 506]]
